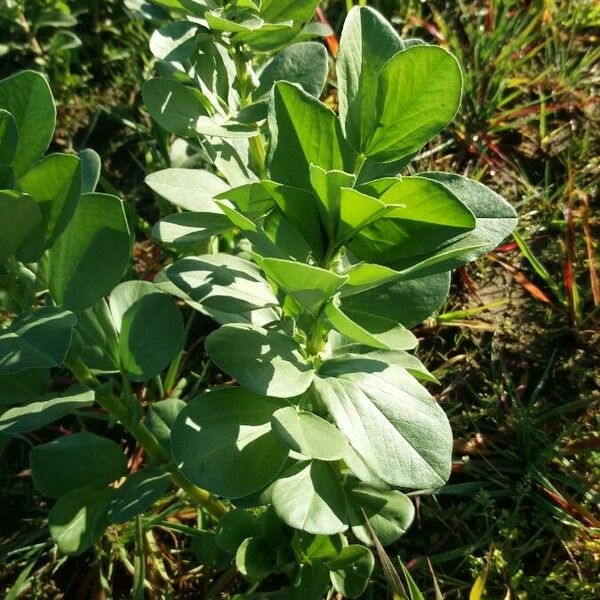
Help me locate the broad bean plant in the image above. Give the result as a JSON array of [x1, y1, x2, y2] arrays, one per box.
[[0, 2, 517, 598]]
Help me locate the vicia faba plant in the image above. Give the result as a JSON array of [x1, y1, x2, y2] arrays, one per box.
[[0, 4, 517, 599]]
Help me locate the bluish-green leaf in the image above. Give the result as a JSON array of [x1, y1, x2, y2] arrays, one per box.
[[146, 398, 186, 451], [16, 153, 82, 261], [256, 42, 328, 99], [0, 70, 56, 176], [108, 466, 171, 523], [271, 461, 348, 535], [153, 210, 231, 246], [347, 483, 415, 546], [146, 168, 229, 212], [325, 295, 417, 351], [0, 385, 94, 435], [267, 82, 355, 190], [118, 292, 184, 381], [47, 193, 131, 311], [260, 257, 348, 315], [205, 323, 314, 398], [171, 387, 289, 498], [161, 254, 280, 319], [0, 307, 76, 374], [337, 6, 405, 152], [142, 77, 210, 136], [0, 108, 18, 164], [48, 486, 113, 555], [149, 20, 198, 61], [315, 355, 452, 489], [0, 190, 42, 263], [328, 544, 375, 599], [365, 46, 462, 162], [340, 272, 451, 329], [271, 406, 348, 460], [78, 148, 101, 194], [31, 431, 127, 498]]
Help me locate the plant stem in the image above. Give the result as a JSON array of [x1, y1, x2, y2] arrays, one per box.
[[65, 357, 228, 519], [232, 44, 267, 176]]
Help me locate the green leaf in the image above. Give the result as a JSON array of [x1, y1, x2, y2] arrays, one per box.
[[365, 45, 462, 162], [0, 190, 42, 264], [0, 385, 94, 435], [325, 295, 417, 351], [16, 154, 82, 262], [309, 165, 356, 239], [0, 307, 76, 374], [47, 193, 131, 311], [0, 369, 49, 407], [216, 181, 275, 219], [149, 21, 198, 61], [260, 257, 348, 315], [153, 210, 231, 246], [260, 0, 319, 24], [78, 148, 101, 194], [108, 280, 158, 331], [264, 181, 326, 259], [262, 210, 315, 262], [337, 6, 405, 152], [0, 165, 15, 188], [0, 108, 18, 164], [0, 70, 56, 177], [75, 300, 120, 374], [338, 187, 387, 241], [267, 82, 354, 190], [293, 531, 344, 562], [142, 77, 210, 136], [31, 431, 127, 498], [256, 42, 328, 99], [340, 271, 451, 329], [145, 398, 186, 452], [206, 323, 314, 398], [315, 355, 452, 489], [350, 176, 475, 267], [191, 531, 231, 569], [236, 536, 277, 581], [271, 461, 348, 535], [162, 254, 279, 317], [216, 508, 263, 553], [170, 387, 289, 498], [420, 172, 518, 264], [328, 544, 375, 599], [146, 168, 229, 212], [48, 485, 112, 555], [346, 483, 415, 546], [332, 349, 439, 384], [118, 292, 184, 381], [339, 262, 400, 296], [271, 406, 348, 460], [108, 466, 170, 523], [236, 563, 330, 600]]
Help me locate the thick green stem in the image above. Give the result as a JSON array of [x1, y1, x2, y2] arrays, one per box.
[[66, 357, 228, 519]]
